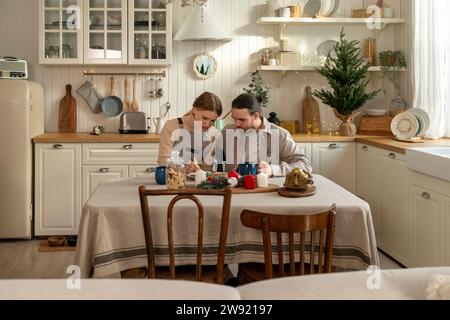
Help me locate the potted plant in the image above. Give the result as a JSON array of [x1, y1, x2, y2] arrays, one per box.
[[243, 71, 270, 109], [313, 30, 380, 136], [379, 50, 407, 94]]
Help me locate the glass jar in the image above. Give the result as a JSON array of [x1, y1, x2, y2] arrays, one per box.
[[47, 45, 59, 59], [260, 48, 272, 66], [390, 96, 407, 116], [364, 38, 376, 65], [62, 44, 72, 59], [166, 151, 186, 190]]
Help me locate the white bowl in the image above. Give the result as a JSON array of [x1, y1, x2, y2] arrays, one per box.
[[366, 109, 388, 117]]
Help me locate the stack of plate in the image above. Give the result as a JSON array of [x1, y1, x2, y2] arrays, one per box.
[[318, 0, 340, 17], [391, 108, 430, 140]]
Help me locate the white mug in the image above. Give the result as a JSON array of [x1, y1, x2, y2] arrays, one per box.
[[279, 7, 291, 18], [269, 58, 278, 66], [383, 7, 395, 18]]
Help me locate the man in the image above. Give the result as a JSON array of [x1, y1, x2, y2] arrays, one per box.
[[220, 93, 312, 177]]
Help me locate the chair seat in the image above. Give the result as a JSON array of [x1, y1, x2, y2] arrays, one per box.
[[238, 263, 334, 285], [121, 265, 233, 283]]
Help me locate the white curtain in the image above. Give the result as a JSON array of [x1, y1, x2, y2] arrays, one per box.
[[412, 0, 450, 139]]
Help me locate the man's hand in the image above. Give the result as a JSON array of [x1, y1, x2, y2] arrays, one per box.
[[257, 161, 273, 177]]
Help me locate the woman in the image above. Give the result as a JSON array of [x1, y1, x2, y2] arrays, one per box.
[[158, 92, 223, 173]]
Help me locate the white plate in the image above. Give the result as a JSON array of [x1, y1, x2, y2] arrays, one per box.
[[323, 0, 335, 17], [317, 40, 338, 58], [304, 0, 322, 17], [408, 108, 430, 136], [330, 0, 340, 16], [391, 112, 420, 140]]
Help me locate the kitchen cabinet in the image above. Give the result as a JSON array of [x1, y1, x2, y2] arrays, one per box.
[[39, 0, 84, 64], [375, 149, 409, 266], [39, 0, 172, 65], [35, 143, 81, 236], [312, 142, 356, 193], [82, 143, 158, 202], [356, 143, 410, 266], [128, 0, 172, 65], [296, 142, 312, 163], [410, 172, 450, 267], [83, 0, 128, 64], [129, 165, 156, 177], [356, 144, 379, 237], [35, 142, 158, 235], [82, 165, 128, 204]]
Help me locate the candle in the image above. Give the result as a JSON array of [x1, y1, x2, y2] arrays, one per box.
[[257, 173, 269, 188], [244, 175, 257, 190], [195, 170, 207, 186]]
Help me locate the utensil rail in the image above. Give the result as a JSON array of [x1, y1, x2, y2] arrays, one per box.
[[83, 70, 166, 78]]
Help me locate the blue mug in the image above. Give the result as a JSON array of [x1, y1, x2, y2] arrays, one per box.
[[155, 166, 167, 185], [238, 162, 257, 176]]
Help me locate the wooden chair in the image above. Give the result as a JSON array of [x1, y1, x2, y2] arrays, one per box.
[[238, 205, 337, 284], [136, 186, 233, 284]]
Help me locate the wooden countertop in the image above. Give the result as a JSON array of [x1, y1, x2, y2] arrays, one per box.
[[33, 133, 450, 154], [355, 137, 450, 154]]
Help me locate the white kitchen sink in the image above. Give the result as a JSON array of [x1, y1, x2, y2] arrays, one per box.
[[406, 147, 450, 182]]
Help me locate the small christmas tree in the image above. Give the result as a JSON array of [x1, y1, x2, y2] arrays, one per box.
[[313, 29, 380, 136]]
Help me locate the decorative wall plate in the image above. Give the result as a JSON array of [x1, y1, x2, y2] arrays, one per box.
[[193, 53, 218, 80]]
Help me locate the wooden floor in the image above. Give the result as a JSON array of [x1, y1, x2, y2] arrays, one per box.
[[0, 240, 75, 279], [0, 240, 403, 279]]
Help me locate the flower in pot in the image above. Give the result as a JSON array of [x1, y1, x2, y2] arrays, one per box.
[[379, 50, 407, 94], [243, 71, 270, 109], [313, 30, 380, 136]]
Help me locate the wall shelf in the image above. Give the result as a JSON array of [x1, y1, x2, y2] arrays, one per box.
[[256, 65, 406, 87], [257, 17, 406, 25], [257, 65, 406, 72], [257, 17, 406, 37]]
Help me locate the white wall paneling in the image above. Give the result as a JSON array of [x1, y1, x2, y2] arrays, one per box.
[[0, 0, 409, 133]]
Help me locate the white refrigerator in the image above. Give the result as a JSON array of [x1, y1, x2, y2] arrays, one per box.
[[0, 80, 44, 239]]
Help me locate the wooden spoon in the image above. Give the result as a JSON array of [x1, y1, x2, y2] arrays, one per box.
[[132, 79, 139, 112]]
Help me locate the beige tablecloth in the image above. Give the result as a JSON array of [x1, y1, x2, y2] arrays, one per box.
[[74, 176, 379, 278]]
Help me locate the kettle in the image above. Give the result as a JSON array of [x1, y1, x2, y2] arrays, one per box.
[[153, 117, 166, 135]]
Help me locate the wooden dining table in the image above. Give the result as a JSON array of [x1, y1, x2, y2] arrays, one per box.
[[74, 175, 379, 278]]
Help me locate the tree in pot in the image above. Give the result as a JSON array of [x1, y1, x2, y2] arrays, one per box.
[[313, 30, 380, 136]]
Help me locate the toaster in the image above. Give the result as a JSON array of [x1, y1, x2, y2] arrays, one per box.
[[119, 112, 149, 134]]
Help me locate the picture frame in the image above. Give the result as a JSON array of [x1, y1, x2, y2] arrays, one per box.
[[193, 53, 218, 80]]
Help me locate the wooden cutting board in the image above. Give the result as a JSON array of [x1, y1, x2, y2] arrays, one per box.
[[59, 84, 77, 133], [302, 86, 321, 134], [358, 116, 394, 136]]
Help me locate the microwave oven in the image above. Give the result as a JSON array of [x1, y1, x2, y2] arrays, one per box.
[[0, 57, 28, 79]]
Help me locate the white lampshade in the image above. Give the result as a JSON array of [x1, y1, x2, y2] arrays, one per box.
[[174, 5, 232, 42]]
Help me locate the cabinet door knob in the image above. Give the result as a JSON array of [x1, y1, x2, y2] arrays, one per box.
[[329, 143, 339, 149], [389, 153, 396, 159], [99, 168, 111, 173], [362, 146, 368, 151], [421, 192, 431, 200], [123, 145, 133, 150], [53, 144, 63, 149]]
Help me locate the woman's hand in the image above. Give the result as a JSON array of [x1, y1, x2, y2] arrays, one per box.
[[186, 160, 201, 174], [257, 161, 273, 177]]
